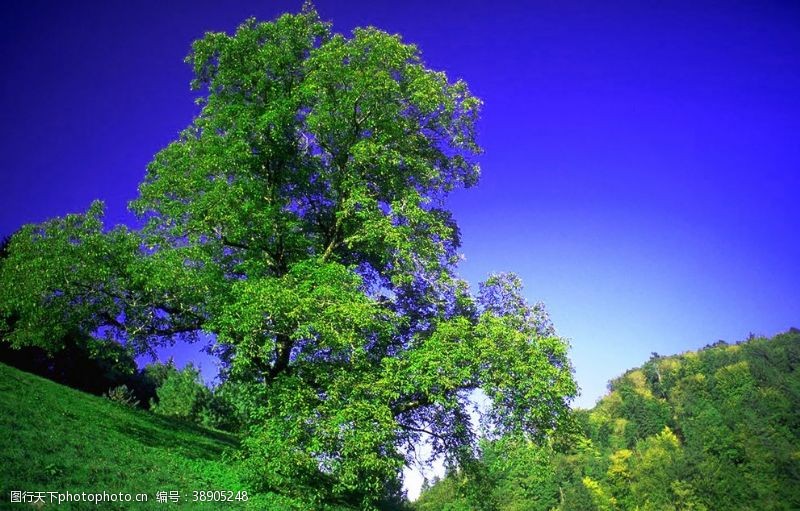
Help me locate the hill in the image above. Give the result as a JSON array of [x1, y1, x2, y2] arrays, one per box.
[[415, 329, 800, 510], [0, 362, 260, 510]]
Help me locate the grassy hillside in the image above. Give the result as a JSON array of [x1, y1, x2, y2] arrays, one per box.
[[0, 362, 257, 510], [416, 329, 800, 510]]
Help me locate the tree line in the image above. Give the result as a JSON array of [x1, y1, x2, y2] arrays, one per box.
[[415, 329, 800, 510]]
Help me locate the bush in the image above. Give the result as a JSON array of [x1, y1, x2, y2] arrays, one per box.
[[105, 384, 140, 407]]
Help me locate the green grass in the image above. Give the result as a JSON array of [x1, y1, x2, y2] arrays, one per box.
[[0, 362, 262, 510]]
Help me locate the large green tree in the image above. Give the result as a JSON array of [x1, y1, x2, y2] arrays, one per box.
[[0, 6, 576, 508]]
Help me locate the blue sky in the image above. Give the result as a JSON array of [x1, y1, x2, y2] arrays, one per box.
[[1, 0, 798, 416]]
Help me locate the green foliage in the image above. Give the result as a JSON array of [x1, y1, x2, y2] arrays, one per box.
[[413, 475, 470, 511], [417, 330, 800, 510], [0, 202, 139, 351], [0, 6, 578, 507], [0, 200, 212, 356], [582, 476, 617, 511], [484, 437, 559, 511], [150, 362, 212, 423]]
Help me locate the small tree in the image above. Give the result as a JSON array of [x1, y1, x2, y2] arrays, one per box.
[[150, 363, 211, 422]]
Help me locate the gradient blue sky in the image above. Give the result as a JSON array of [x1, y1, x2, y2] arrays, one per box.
[[1, 0, 798, 410]]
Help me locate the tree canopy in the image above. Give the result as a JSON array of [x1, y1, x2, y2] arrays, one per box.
[[0, 6, 576, 507]]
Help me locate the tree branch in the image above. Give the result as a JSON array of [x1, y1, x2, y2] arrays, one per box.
[[400, 423, 446, 441]]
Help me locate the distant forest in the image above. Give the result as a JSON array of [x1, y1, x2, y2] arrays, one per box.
[[415, 329, 800, 511]]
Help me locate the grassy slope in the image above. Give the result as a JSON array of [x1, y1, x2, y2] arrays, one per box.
[[0, 362, 255, 510]]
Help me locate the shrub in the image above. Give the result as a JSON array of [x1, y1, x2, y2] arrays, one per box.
[[105, 384, 140, 407]]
